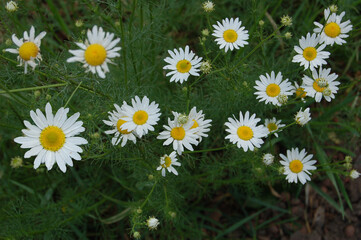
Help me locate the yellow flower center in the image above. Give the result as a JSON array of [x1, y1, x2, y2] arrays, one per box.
[[296, 87, 306, 98], [266, 83, 281, 97], [313, 78, 326, 92], [18, 42, 39, 61], [176, 59, 192, 73], [133, 110, 148, 125], [237, 126, 253, 141], [324, 22, 341, 38], [223, 29, 238, 43], [303, 47, 317, 61], [161, 156, 172, 168], [84, 44, 107, 66], [289, 160, 303, 173], [190, 120, 199, 129], [117, 119, 131, 134], [170, 127, 186, 140], [39, 126, 66, 152], [267, 123, 278, 132]]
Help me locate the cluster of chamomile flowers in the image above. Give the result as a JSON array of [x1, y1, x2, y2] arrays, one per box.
[[5, 2, 353, 189]]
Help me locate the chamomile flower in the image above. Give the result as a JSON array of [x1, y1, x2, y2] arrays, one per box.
[[5, 26, 46, 73], [5, 1, 18, 12], [163, 45, 202, 84], [188, 107, 212, 143], [156, 151, 181, 177], [202, 1, 215, 13], [292, 33, 330, 71], [14, 103, 88, 173], [67, 25, 121, 79], [120, 96, 161, 138], [212, 17, 249, 52], [103, 103, 137, 147], [146, 217, 160, 230], [302, 67, 339, 102], [254, 71, 293, 106], [350, 170, 360, 179], [313, 8, 353, 46], [295, 107, 311, 126], [280, 148, 317, 184], [262, 153, 274, 166], [224, 111, 268, 152], [292, 82, 307, 102], [264, 117, 285, 137], [157, 115, 198, 155]]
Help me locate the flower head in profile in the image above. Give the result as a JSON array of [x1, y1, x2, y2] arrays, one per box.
[[120, 96, 161, 138], [280, 148, 317, 184], [292, 33, 330, 71], [224, 111, 268, 151], [14, 103, 88, 172], [157, 112, 199, 155], [302, 67, 340, 102], [202, 1, 215, 13], [295, 107, 311, 126], [156, 151, 181, 177], [292, 82, 307, 102], [146, 216, 160, 230], [254, 71, 293, 106], [350, 170, 360, 179], [5, 26, 46, 73], [163, 45, 202, 84], [67, 25, 121, 78], [5, 1, 18, 12], [313, 8, 352, 46], [262, 153, 274, 166], [187, 106, 212, 143], [212, 17, 249, 52], [103, 103, 137, 147], [264, 117, 285, 137]]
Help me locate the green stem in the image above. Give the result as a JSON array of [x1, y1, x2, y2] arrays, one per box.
[[268, 121, 296, 136], [183, 145, 231, 154], [0, 83, 68, 94], [64, 81, 82, 108]]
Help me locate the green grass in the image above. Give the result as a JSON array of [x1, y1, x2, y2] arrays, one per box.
[[0, 0, 360, 239]]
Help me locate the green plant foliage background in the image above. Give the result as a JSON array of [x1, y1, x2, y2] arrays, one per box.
[[0, 0, 360, 239]]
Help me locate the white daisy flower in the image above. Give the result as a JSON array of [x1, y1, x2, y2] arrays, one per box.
[[212, 17, 249, 52], [14, 103, 88, 173], [292, 32, 330, 71], [292, 82, 307, 102], [187, 107, 212, 143], [280, 148, 317, 184], [5, 26, 46, 74], [224, 111, 268, 152], [254, 71, 293, 106], [103, 103, 137, 147], [313, 8, 353, 46], [264, 117, 285, 137], [67, 25, 121, 79], [302, 67, 340, 102], [120, 96, 161, 138], [262, 153, 274, 166], [156, 151, 181, 177], [163, 45, 202, 84], [146, 216, 159, 230], [295, 107, 311, 126], [157, 115, 198, 155]]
